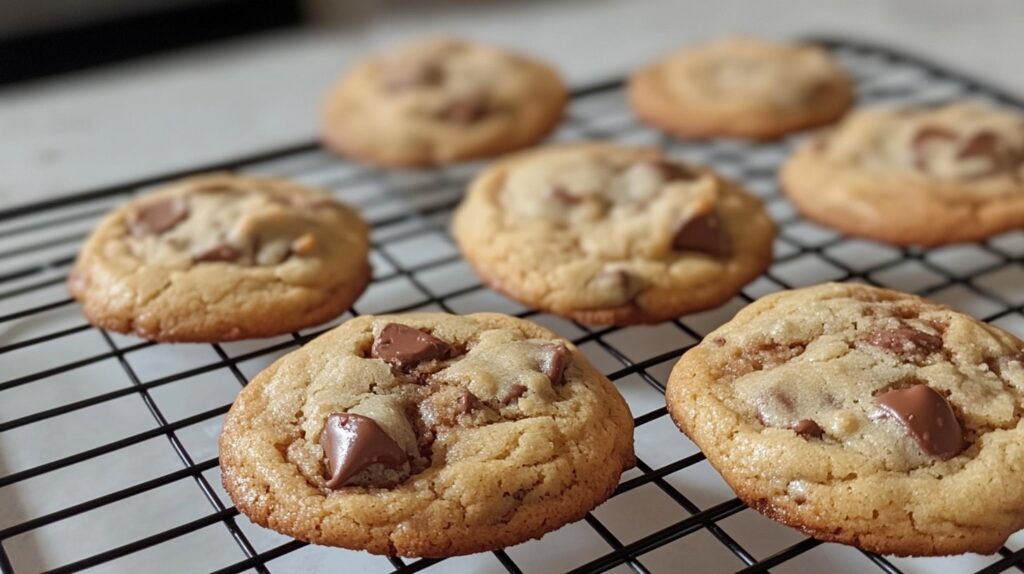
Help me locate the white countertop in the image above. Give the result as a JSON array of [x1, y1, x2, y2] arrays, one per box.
[[2, 0, 1023, 208]]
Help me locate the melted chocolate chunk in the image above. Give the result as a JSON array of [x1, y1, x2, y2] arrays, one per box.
[[498, 384, 528, 405], [436, 96, 488, 124], [755, 388, 796, 426], [791, 419, 824, 439], [320, 413, 408, 489], [371, 323, 453, 371], [593, 268, 631, 291], [862, 325, 943, 363], [956, 130, 1014, 178], [957, 131, 1001, 161], [986, 349, 1024, 378], [672, 211, 731, 257], [550, 185, 583, 205], [890, 305, 922, 320], [539, 343, 571, 385], [455, 390, 480, 416], [128, 197, 189, 237], [726, 341, 807, 379], [589, 267, 645, 304], [192, 244, 240, 263], [647, 160, 697, 182], [770, 389, 795, 411], [872, 385, 965, 459]]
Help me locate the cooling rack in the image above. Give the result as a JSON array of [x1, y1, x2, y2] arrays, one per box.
[[2, 36, 1024, 574]]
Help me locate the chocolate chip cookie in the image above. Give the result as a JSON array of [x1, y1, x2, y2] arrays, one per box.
[[781, 103, 1024, 245], [629, 37, 854, 140], [451, 143, 776, 325], [219, 313, 635, 556], [321, 37, 567, 167], [666, 283, 1024, 556], [69, 173, 371, 342]]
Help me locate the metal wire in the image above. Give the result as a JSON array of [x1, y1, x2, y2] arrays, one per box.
[[2, 36, 1024, 573]]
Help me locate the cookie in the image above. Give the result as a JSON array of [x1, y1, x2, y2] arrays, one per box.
[[219, 312, 635, 556], [629, 37, 853, 140], [68, 173, 370, 342], [781, 103, 1024, 246], [321, 37, 567, 167], [451, 143, 776, 325], [665, 283, 1024, 556]]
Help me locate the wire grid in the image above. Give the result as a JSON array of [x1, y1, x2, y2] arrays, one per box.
[[2, 36, 1024, 574]]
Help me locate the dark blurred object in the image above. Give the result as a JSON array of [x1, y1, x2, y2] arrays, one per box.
[[0, 0, 303, 85]]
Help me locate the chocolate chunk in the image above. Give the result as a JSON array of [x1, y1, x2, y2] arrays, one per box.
[[320, 412, 408, 489], [539, 343, 571, 385], [872, 385, 965, 459], [770, 388, 795, 411], [498, 384, 528, 405], [673, 211, 731, 257], [192, 243, 240, 263], [589, 267, 645, 304], [647, 160, 697, 182], [729, 341, 807, 379], [383, 61, 444, 92], [956, 131, 1020, 177], [127, 197, 188, 237], [1010, 350, 1024, 373], [986, 349, 1024, 378], [371, 323, 453, 370], [791, 419, 824, 439], [755, 388, 795, 426], [410, 361, 447, 385], [890, 305, 921, 320], [957, 131, 1001, 161], [455, 390, 480, 416], [862, 325, 943, 362], [436, 96, 488, 124], [593, 269, 629, 290], [550, 185, 583, 204]]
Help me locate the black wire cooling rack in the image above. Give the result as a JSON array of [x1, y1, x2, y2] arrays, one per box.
[[3, 37, 1024, 574]]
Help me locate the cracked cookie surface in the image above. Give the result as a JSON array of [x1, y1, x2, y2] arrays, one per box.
[[781, 103, 1024, 245], [219, 312, 635, 556], [666, 283, 1024, 556], [68, 173, 370, 342], [629, 37, 853, 140], [451, 143, 776, 325], [321, 37, 566, 167]]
